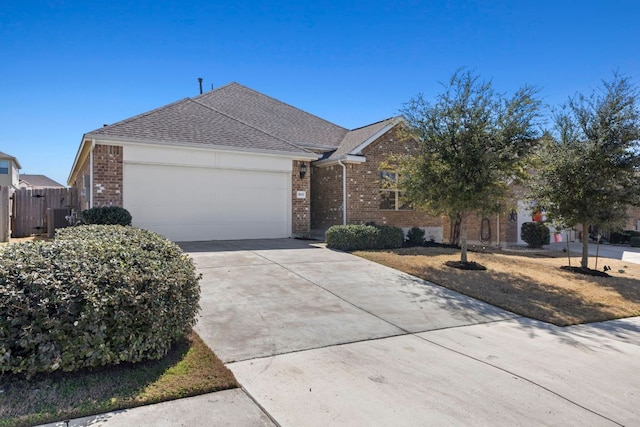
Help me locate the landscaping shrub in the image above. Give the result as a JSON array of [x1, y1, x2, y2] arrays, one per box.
[[376, 225, 404, 249], [0, 225, 200, 378], [630, 236, 640, 247], [325, 224, 404, 251], [406, 227, 426, 246], [609, 231, 631, 244], [521, 222, 550, 248], [325, 224, 379, 251], [80, 206, 132, 226]]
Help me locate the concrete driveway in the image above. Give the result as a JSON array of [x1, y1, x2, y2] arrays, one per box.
[[182, 239, 640, 426]]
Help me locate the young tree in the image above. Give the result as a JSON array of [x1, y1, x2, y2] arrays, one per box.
[[400, 69, 541, 264], [529, 73, 640, 269]]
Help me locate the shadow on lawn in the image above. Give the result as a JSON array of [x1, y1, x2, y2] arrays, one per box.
[[1, 336, 193, 427], [373, 249, 640, 327]]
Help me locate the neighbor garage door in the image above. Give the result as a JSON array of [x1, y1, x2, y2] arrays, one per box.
[[123, 163, 290, 241]]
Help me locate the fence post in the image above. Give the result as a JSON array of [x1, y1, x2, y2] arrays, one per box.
[[0, 186, 9, 242]]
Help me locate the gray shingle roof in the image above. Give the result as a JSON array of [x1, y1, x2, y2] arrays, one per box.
[[87, 97, 310, 154], [195, 83, 348, 148], [19, 174, 66, 188], [83, 82, 398, 159], [328, 117, 399, 160]]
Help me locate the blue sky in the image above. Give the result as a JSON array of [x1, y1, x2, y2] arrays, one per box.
[[1, 0, 638, 186]]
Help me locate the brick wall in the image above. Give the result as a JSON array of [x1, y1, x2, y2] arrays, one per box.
[[311, 164, 343, 230], [292, 160, 311, 235], [70, 153, 90, 214], [311, 127, 446, 237], [625, 206, 640, 230], [92, 144, 123, 207], [70, 144, 123, 214]]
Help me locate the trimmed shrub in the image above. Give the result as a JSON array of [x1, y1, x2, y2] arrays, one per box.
[[609, 231, 630, 244], [80, 206, 132, 226], [0, 225, 200, 378], [325, 224, 404, 251], [630, 236, 640, 247], [326, 224, 379, 251], [521, 222, 551, 248], [406, 227, 426, 246], [376, 225, 404, 249]]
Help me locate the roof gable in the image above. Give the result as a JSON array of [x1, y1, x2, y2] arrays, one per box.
[[0, 150, 21, 169], [194, 83, 348, 147], [327, 117, 404, 160]]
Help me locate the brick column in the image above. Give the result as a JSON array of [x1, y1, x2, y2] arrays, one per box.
[[292, 160, 311, 235]]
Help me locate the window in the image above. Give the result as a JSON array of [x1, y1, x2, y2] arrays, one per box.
[[379, 170, 412, 210], [0, 160, 8, 175]]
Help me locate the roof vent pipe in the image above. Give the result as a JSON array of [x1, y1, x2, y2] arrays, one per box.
[[198, 77, 203, 94]]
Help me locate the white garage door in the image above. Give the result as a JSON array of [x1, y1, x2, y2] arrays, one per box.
[[123, 163, 291, 241]]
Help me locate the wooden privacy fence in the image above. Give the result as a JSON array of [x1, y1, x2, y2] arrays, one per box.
[[12, 187, 71, 238], [0, 186, 9, 242]]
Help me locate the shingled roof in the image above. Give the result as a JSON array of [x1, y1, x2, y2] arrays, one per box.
[[0, 150, 21, 168], [19, 174, 66, 188], [83, 82, 400, 159], [328, 117, 401, 160]]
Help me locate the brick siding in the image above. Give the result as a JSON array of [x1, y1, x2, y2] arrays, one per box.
[[92, 144, 123, 207], [311, 164, 344, 230], [70, 144, 123, 214], [292, 160, 311, 235], [70, 153, 90, 214], [311, 127, 446, 238]]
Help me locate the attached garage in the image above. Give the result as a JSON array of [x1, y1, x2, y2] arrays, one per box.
[[67, 82, 338, 241], [120, 143, 296, 241], [124, 163, 291, 241]]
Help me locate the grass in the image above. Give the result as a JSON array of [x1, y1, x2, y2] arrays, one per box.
[[0, 331, 238, 427], [355, 246, 640, 326]]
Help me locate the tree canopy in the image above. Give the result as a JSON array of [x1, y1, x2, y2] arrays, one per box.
[[399, 69, 541, 263], [529, 73, 640, 268]]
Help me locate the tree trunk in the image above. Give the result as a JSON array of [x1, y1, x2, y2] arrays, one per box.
[[460, 215, 468, 263], [581, 225, 589, 268]]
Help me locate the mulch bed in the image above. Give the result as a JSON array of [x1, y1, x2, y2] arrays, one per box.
[[445, 260, 487, 270], [560, 265, 610, 277]]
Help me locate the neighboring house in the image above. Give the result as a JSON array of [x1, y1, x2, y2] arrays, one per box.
[[19, 174, 66, 189], [0, 150, 21, 190], [67, 82, 512, 244]]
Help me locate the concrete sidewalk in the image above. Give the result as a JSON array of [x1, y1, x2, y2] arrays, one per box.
[[41, 239, 640, 426]]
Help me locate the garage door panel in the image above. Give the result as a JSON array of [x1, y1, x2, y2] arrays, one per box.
[[123, 163, 290, 241]]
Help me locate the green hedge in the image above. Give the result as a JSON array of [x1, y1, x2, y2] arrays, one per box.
[[406, 227, 426, 246], [630, 236, 640, 247], [376, 225, 405, 249], [80, 206, 132, 226], [0, 225, 200, 378], [521, 222, 550, 248], [325, 224, 404, 251]]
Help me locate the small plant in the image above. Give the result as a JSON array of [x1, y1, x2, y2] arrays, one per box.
[[521, 222, 551, 248], [406, 227, 426, 246], [80, 206, 132, 226]]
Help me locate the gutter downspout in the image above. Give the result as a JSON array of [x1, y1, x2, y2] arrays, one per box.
[[90, 139, 95, 208], [337, 158, 347, 225]]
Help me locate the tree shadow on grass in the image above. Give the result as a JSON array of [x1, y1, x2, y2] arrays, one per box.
[[1, 332, 237, 427]]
